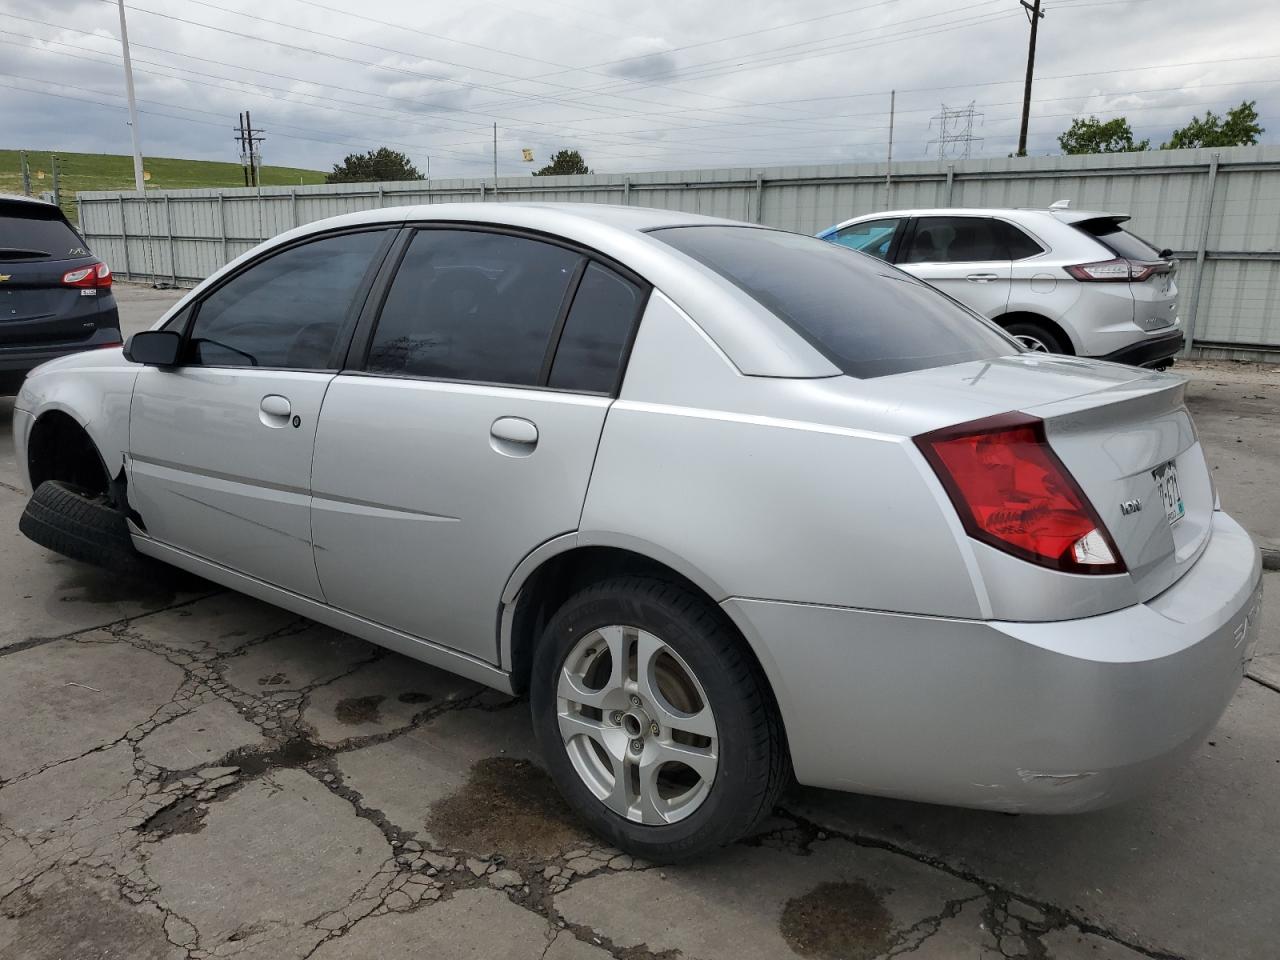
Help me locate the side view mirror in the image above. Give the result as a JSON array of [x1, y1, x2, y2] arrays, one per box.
[[124, 330, 182, 367], [1159, 248, 1173, 259]]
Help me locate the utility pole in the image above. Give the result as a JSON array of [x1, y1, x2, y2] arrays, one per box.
[[234, 111, 265, 187], [1017, 0, 1044, 157], [492, 123, 497, 181], [20, 151, 31, 196], [51, 155, 60, 209], [116, 0, 146, 193]]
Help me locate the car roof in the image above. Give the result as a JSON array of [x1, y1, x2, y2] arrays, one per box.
[[0, 193, 60, 210], [173, 201, 839, 380], [823, 207, 1128, 232], [278, 201, 748, 233]]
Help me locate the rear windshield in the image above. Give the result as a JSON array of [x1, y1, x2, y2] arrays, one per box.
[[651, 226, 1017, 378], [1074, 217, 1163, 261], [0, 202, 88, 262]]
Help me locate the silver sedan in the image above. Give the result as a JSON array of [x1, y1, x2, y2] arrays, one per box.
[[13, 203, 1263, 861]]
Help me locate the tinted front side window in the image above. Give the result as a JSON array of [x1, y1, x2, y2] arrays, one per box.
[[548, 263, 644, 393], [368, 230, 581, 386], [901, 216, 1008, 264], [653, 226, 1016, 378], [188, 231, 385, 369], [829, 218, 899, 260]]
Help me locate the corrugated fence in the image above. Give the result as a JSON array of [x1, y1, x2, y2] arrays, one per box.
[[77, 145, 1280, 361]]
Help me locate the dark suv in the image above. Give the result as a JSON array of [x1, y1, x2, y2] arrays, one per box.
[[1, 194, 121, 394]]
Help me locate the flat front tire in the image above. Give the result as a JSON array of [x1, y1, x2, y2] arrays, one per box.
[[530, 576, 789, 861]]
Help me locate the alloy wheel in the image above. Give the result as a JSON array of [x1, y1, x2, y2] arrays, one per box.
[[1014, 333, 1052, 353], [556, 624, 719, 825]]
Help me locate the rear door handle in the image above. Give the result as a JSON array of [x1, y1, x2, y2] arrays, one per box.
[[490, 416, 538, 456], [966, 273, 1000, 283]]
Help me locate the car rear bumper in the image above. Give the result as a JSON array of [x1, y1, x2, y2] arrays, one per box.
[[0, 327, 124, 385], [723, 510, 1261, 813], [1093, 330, 1184, 367]]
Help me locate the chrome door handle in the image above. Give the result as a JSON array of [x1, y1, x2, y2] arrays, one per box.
[[966, 273, 999, 283], [490, 416, 538, 456]]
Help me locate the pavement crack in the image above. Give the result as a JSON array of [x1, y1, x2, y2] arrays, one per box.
[[0, 589, 222, 661], [770, 805, 1188, 960]]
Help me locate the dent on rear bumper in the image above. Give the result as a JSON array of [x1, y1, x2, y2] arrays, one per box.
[[723, 511, 1261, 814]]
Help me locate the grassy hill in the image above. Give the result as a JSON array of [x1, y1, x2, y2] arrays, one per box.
[[1, 150, 327, 223]]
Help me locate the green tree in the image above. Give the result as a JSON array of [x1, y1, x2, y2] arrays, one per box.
[[326, 147, 423, 183], [1162, 101, 1264, 149], [1057, 116, 1150, 155], [533, 149, 591, 176]]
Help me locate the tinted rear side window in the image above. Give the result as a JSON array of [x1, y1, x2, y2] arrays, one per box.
[[0, 202, 88, 262], [994, 221, 1045, 259], [549, 263, 644, 393], [652, 226, 1016, 379], [901, 216, 1008, 264], [1074, 218, 1163, 260], [368, 230, 582, 386]]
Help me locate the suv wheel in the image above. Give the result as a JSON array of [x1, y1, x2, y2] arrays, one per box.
[[530, 576, 788, 861], [1005, 320, 1067, 354]]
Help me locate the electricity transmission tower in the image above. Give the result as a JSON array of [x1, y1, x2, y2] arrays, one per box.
[[234, 111, 266, 187], [928, 102, 984, 160]]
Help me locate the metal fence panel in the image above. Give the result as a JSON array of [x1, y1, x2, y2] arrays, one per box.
[[78, 145, 1280, 358]]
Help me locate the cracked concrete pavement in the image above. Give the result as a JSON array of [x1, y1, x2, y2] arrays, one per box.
[[2, 291, 1278, 959]]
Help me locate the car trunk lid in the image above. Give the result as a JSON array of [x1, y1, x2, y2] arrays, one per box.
[[1, 200, 101, 346], [1130, 259, 1179, 332], [1071, 214, 1179, 332], [1025, 373, 1209, 602], [0, 258, 102, 345], [826, 354, 1211, 604]]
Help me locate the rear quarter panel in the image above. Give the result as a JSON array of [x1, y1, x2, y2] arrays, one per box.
[[580, 292, 985, 619]]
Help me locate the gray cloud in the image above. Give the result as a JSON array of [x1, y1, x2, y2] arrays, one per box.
[[2, 0, 1275, 177]]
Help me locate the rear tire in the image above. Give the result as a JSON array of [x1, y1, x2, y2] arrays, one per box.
[[1005, 320, 1067, 354], [19, 480, 153, 578], [530, 575, 789, 862]]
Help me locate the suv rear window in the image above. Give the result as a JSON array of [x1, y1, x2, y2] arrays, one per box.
[[652, 226, 1016, 379], [1074, 217, 1163, 261], [0, 201, 88, 262]]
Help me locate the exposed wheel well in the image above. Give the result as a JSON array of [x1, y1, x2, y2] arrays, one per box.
[[27, 411, 112, 499], [994, 312, 1076, 355], [507, 546, 758, 700]]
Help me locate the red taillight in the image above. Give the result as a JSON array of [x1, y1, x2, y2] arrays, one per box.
[[915, 413, 1125, 575], [1064, 258, 1158, 282], [61, 261, 112, 289]]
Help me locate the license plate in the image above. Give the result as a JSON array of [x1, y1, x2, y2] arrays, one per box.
[[1152, 460, 1185, 526]]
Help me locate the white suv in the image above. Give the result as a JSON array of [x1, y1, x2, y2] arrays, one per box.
[[817, 205, 1182, 368]]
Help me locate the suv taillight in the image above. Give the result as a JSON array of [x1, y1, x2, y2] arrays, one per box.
[[914, 413, 1125, 575], [1064, 258, 1160, 282], [61, 261, 112, 289]]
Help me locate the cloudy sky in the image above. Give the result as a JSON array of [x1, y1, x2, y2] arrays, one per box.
[[3, 0, 1277, 177]]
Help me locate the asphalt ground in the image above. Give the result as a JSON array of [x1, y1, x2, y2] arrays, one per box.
[[0, 282, 1276, 960]]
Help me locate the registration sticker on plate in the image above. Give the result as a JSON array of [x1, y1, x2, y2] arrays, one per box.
[[1152, 460, 1185, 526]]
